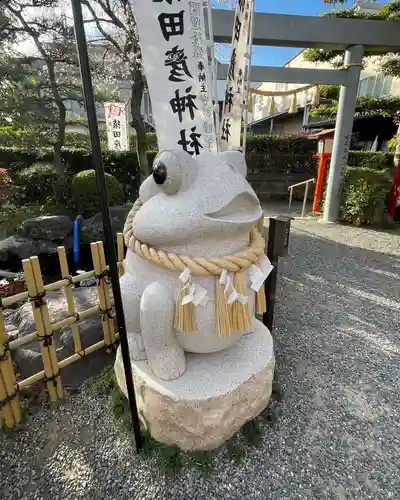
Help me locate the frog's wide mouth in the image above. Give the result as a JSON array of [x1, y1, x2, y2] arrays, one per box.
[[205, 193, 261, 223]]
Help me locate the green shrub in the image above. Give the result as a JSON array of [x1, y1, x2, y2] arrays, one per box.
[[12, 162, 60, 206], [72, 169, 125, 216], [347, 151, 394, 171], [339, 166, 392, 225], [1, 148, 148, 202]]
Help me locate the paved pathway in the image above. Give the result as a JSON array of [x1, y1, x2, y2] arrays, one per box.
[[1, 221, 399, 500]]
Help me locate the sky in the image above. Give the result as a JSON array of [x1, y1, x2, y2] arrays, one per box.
[[215, 0, 335, 65], [249, 0, 334, 66]]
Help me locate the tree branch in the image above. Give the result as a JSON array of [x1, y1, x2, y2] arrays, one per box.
[[82, 0, 125, 56]]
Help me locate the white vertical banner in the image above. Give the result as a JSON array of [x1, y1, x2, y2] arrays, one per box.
[[104, 102, 129, 151], [220, 0, 253, 151], [133, 0, 217, 156]]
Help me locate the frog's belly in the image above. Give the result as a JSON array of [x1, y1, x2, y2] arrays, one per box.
[[123, 250, 255, 354]]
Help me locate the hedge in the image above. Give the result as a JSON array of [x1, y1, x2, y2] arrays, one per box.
[[245, 133, 317, 155], [1, 133, 396, 228], [0, 127, 158, 152], [347, 151, 394, 171], [1, 147, 156, 202], [339, 166, 392, 225]]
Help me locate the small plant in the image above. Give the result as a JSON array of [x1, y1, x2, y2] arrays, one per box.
[[89, 364, 116, 395], [186, 450, 214, 475], [157, 444, 183, 476], [242, 418, 263, 448], [226, 438, 246, 464]]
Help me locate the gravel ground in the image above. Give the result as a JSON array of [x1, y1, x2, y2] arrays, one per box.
[[1, 220, 400, 500]]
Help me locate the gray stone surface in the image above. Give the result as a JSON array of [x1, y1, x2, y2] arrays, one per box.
[[121, 150, 262, 378], [1, 220, 400, 499], [5, 287, 110, 388], [17, 215, 73, 241], [0, 215, 73, 263], [0, 235, 38, 261], [0, 205, 129, 264], [115, 320, 274, 450], [80, 203, 133, 244]]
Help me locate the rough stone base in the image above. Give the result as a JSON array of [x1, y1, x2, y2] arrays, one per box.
[[115, 320, 275, 451]]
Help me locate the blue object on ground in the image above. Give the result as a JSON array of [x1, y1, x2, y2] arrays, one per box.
[[73, 215, 82, 271]]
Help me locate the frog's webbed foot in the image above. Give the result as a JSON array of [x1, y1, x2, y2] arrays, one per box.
[[140, 282, 186, 381]]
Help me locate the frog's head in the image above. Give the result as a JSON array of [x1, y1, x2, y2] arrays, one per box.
[[132, 149, 262, 250]]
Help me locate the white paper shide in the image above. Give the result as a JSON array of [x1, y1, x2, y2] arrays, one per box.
[[220, 0, 253, 151], [104, 102, 129, 151], [133, 0, 217, 156]]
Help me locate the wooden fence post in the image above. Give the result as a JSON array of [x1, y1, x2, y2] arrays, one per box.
[[22, 258, 62, 402], [117, 232, 125, 277], [0, 305, 21, 428], [91, 242, 113, 349], [96, 242, 116, 348], [57, 247, 82, 354]]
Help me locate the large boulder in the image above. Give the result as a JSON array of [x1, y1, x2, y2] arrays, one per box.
[[80, 203, 133, 244], [0, 215, 73, 264], [17, 215, 73, 242], [0, 235, 62, 262], [5, 287, 113, 389], [0, 235, 39, 261], [115, 322, 275, 451]]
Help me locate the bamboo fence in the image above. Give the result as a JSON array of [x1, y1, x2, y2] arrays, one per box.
[[0, 233, 126, 428]]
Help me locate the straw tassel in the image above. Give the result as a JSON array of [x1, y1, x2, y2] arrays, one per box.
[[268, 96, 276, 115], [289, 93, 297, 113], [248, 92, 253, 112], [215, 280, 232, 338], [312, 85, 320, 106], [174, 284, 196, 333], [256, 216, 264, 234], [229, 272, 251, 333], [255, 284, 267, 314]]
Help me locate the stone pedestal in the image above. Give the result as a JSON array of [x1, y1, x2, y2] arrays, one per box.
[[114, 320, 275, 451]]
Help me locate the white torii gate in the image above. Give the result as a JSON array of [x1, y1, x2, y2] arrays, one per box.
[[213, 9, 400, 222]]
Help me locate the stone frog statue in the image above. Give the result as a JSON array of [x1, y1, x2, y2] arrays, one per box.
[[121, 149, 271, 381]]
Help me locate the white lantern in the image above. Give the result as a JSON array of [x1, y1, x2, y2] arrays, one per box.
[[317, 137, 333, 155]]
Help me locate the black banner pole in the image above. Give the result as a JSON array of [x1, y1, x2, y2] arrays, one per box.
[[263, 216, 291, 333], [70, 0, 142, 450], [264, 219, 278, 332]]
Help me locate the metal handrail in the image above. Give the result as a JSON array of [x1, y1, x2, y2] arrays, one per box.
[[288, 178, 315, 217]]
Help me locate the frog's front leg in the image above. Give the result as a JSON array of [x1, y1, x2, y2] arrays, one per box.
[[140, 282, 186, 380], [120, 273, 146, 361]]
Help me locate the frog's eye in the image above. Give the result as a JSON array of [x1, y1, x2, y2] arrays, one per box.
[[152, 155, 182, 194], [152, 162, 167, 185]]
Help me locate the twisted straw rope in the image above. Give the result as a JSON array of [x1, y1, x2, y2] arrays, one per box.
[[123, 199, 265, 277]]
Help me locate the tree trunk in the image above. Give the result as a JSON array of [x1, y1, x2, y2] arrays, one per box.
[[130, 70, 150, 180], [53, 105, 66, 177]]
